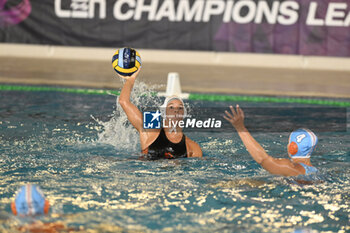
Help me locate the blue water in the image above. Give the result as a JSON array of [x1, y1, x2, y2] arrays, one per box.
[[0, 90, 349, 233]]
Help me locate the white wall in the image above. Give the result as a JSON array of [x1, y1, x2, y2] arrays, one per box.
[[1, 43, 350, 72]]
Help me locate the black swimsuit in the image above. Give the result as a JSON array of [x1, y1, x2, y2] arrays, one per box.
[[142, 128, 187, 160]]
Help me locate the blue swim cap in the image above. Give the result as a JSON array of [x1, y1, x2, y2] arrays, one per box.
[[11, 184, 49, 216], [288, 128, 318, 158]]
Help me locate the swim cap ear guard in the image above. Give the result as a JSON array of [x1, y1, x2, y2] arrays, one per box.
[[159, 95, 187, 119], [288, 141, 299, 156], [288, 128, 318, 158], [11, 184, 50, 216]]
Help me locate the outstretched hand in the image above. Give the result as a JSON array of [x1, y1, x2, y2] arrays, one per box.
[[223, 105, 245, 130], [117, 67, 141, 81]]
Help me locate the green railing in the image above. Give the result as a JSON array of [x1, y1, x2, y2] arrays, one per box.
[[1, 84, 349, 107]]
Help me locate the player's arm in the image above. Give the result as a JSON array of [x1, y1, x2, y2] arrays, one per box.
[[224, 105, 303, 176], [260, 157, 304, 176], [186, 138, 203, 158], [118, 69, 143, 132]]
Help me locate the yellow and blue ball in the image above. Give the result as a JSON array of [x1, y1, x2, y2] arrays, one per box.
[[112, 47, 141, 76]]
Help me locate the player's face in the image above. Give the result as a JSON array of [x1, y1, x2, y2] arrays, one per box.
[[166, 99, 185, 120]]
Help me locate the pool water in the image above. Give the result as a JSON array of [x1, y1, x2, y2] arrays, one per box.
[[0, 86, 349, 233]]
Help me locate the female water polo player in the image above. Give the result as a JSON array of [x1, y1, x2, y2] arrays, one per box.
[[118, 69, 202, 160], [224, 105, 318, 176]]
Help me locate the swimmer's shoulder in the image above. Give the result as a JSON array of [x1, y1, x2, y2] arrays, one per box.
[[139, 128, 162, 150], [291, 161, 308, 175], [185, 137, 202, 157], [261, 157, 306, 176], [289, 160, 317, 176], [297, 162, 318, 175]]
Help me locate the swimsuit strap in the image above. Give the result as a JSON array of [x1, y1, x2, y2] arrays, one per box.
[[299, 163, 318, 175]]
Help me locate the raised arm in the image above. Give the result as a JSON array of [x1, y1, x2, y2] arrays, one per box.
[[224, 105, 303, 176], [118, 69, 143, 132]]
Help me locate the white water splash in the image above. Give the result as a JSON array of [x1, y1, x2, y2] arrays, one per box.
[[92, 80, 162, 152]]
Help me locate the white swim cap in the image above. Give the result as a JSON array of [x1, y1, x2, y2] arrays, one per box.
[[160, 95, 187, 119]]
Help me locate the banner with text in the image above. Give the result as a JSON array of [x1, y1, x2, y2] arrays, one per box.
[[0, 0, 349, 57]]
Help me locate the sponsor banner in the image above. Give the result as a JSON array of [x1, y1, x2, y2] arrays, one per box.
[[0, 0, 350, 56], [142, 107, 347, 132]]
